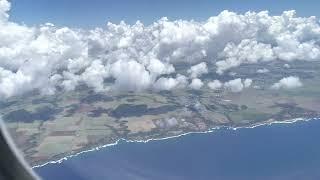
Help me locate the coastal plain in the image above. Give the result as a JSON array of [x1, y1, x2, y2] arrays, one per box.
[[1, 61, 320, 166]]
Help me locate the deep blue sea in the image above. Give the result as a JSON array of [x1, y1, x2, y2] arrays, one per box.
[[35, 118, 320, 180]]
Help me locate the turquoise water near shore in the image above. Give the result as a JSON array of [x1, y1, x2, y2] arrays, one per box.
[[36, 118, 320, 180]]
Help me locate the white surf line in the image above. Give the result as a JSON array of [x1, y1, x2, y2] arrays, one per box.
[[31, 117, 320, 169], [31, 127, 221, 168]]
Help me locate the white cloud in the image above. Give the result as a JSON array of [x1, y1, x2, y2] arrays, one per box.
[[224, 78, 252, 92], [110, 60, 152, 92], [0, 0, 320, 99], [189, 78, 204, 90], [271, 76, 302, 89], [154, 77, 178, 91], [224, 78, 244, 92], [0, 68, 32, 98], [257, 68, 270, 73], [0, 6, 88, 99], [147, 58, 175, 78], [207, 80, 222, 90], [81, 60, 110, 92], [153, 74, 187, 91], [284, 64, 290, 68], [243, 78, 253, 88], [0, 0, 9, 22], [216, 40, 275, 74], [61, 71, 80, 91], [187, 62, 208, 78], [175, 74, 189, 88]]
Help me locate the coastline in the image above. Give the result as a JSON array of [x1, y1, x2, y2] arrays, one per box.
[[31, 117, 318, 169]]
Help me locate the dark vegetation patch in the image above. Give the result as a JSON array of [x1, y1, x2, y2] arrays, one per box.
[[109, 104, 179, 118], [80, 94, 113, 104], [103, 77, 115, 83], [204, 104, 218, 111], [126, 98, 136, 102], [88, 107, 110, 117], [0, 101, 17, 108], [115, 94, 135, 100], [158, 90, 173, 96], [49, 131, 76, 136], [3, 106, 62, 123], [31, 98, 55, 105], [270, 103, 319, 120], [218, 103, 240, 112], [186, 89, 202, 96], [64, 104, 80, 117], [240, 105, 248, 110]]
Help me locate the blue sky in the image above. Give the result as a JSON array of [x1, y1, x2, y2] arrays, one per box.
[[9, 0, 320, 28]]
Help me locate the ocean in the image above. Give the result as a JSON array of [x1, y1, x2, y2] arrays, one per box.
[[35, 118, 320, 180]]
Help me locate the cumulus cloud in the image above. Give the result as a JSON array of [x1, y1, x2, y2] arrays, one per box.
[[0, 0, 88, 99], [271, 76, 303, 89], [257, 68, 270, 73], [0, 0, 9, 22], [1, 0, 320, 99], [214, 11, 320, 73], [153, 74, 188, 91], [224, 78, 252, 92], [189, 78, 204, 90], [284, 64, 291, 68], [147, 58, 175, 78], [153, 77, 177, 91], [216, 40, 275, 74], [187, 62, 208, 78], [81, 60, 110, 92], [243, 78, 253, 88], [224, 78, 244, 92], [207, 80, 222, 90], [110, 60, 152, 92]]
